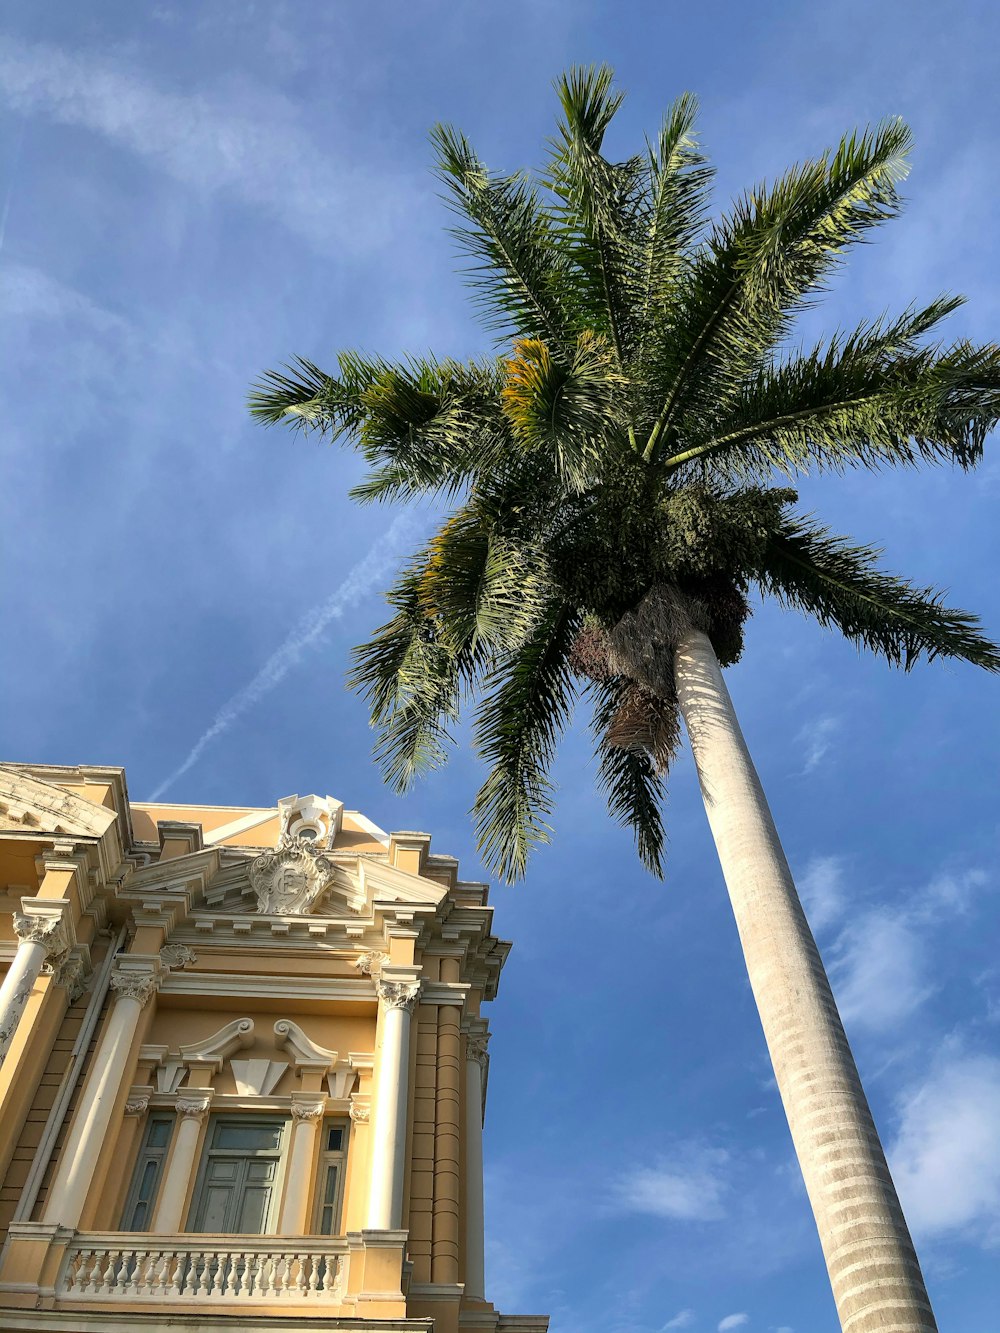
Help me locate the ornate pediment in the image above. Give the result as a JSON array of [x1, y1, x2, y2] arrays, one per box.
[[249, 835, 336, 915], [0, 768, 117, 840]]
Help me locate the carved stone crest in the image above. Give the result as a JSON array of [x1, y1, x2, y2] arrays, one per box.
[[249, 835, 335, 915]]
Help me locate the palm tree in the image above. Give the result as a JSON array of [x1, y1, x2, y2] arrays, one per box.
[[251, 67, 1000, 1333]]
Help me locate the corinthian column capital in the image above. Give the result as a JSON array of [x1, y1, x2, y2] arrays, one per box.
[[376, 979, 421, 1012], [109, 960, 160, 1009], [13, 898, 73, 959]]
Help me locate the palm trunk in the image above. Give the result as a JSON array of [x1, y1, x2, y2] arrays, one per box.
[[673, 628, 936, 1333]]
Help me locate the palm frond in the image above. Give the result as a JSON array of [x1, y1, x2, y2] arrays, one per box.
[[432, 124, 573, 345], [349, 568, 465, 792], [663, 299, 1000, 479], [248, 355, 376, 436], [547, 65, 645, 368], [472, 602, 581, 880], [643, 118, 913, 459], [590, 677, 668, 876], [636, 93, 713, 332], [419, 502, 552, 655], [501, 331, 626, 490], [754, 515, 1000, 670]]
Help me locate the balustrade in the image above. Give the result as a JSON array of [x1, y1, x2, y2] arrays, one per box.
[[58, 1234, 347, 1303]]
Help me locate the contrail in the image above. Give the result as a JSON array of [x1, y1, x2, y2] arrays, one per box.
[[149, 512, 420, 800], [0, 121, 26, 258]]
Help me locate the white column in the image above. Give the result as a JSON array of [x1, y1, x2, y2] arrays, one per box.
[[0, 900, 72, 1062], [367, 978, 420, 1230], [463, 1032, 489, 1301], [43, 958, 160, 1229], [278, 1096, 326, 1234], [150, 1092, 213, 1233]]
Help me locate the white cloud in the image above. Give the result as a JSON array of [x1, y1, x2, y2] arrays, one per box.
[[831, 909, 932, 1033], [0, 261, 126, 331], [611, 1145, 730, 1222], [718, 1316, 749, 1331], [796, 713, 839, 772], [889, 1052, 1000, 1246], [774, 1327, 794, 1332], [662, 1314, 695, 1330], [0, 36, 420, 253], [797, 855, 845, 933]]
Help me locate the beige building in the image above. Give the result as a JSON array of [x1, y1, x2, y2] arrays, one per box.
[[0, 762, 547, 1333]]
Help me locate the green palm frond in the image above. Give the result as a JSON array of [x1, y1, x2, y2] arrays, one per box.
[[547, 65, 645, 368], [754, 516, 1000, 670], [636, 93, 713, 331], [663, 299, 1000, 479], [643, 118, 912, 459], [472, 603, 582, 880], [349, 568, 465, 792], [590, 678, 668, 875], [501, 331, 626, 490], [432, 124, 573, 346], [419, 502, 551, 655], [249, 355, 376, 435]]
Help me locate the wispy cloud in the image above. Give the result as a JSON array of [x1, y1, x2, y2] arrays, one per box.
[[149, 512, 420, 799], [611, 1144, 730, 1222], [797, 858, 991, 1035], [662, 1313, 694, 1330], [796, 713, 839, 773], [889, 1051, 1000, 1247], [797, 855, 845, 933], [832, 909, 933, 1033], [0, 35, 420, 253], [718, 1315, 749, 1331]]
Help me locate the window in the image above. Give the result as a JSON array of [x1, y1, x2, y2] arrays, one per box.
[[313, 1121, 348, 1235], [121, 1113, 175, 1231], [188, 1117, 287, 1235]]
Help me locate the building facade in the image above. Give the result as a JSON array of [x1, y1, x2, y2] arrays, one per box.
[[0, 762, 547, 1333]]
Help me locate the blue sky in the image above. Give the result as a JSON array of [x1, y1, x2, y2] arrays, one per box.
[[1, 3, 999, 1330]]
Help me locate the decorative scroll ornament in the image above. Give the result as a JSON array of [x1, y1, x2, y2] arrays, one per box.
[[249, 835, 336, 915], [176, 1096, 212, 1121], [354, 951, 387, 978], [466, 1035, 490, 1069], [159, 943, 197, 971], [349, 1101, 370, 1124], [376, 979, 421, 1013], [109, 967, 158, 1009], [13, 910, 69, 958], [124, 1095, 150, 1116], [291, 1099, 327, 1123]]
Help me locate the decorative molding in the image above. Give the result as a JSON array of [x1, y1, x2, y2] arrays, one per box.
[[49, 949, 90, 1003], [376, 979, 421, 1012], [291, 1098, 327, 1123], [124, 1086, 152, 1116], [176, 1093, 213, 1121], [277, 793, 344, 848], [231, 1058, 287, 1097], [349, 1099, 370, 1124], [273, 1019, 337, 1074], [465, 1035, 490, 1069], [109, 962, 160, 1009], [179, 1017, 254, 1071], [354, 950, 387, 977], [159, 943, 197, 970], [249, 835, 336, 915], [13, 899, 72, 959]]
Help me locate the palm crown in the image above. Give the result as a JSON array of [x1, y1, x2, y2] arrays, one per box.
[[251, 65, 1000, 882]]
